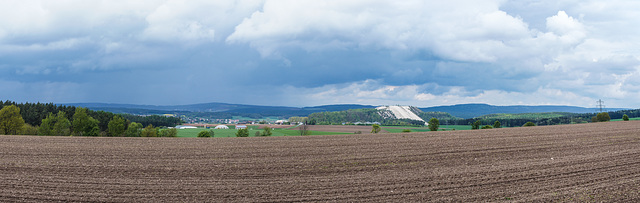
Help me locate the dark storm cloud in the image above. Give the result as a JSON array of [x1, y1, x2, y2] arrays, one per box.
[[0, 0, 639, 107]]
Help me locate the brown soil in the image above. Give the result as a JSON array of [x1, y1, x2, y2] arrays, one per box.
[[2, 121, 640, 202]]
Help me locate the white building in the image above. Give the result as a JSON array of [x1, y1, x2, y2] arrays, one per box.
[[175, 125, 197, 129], [214, 125, 229, 129]]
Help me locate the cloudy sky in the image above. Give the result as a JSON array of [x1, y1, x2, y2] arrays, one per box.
[[1, 0, 639, 108]]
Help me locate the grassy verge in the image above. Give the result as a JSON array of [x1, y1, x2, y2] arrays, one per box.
[[611, 117, 640, 121]]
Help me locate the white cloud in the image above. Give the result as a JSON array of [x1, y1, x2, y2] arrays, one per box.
[[289, 80, 600, 107], [1, 0, 640, 108]]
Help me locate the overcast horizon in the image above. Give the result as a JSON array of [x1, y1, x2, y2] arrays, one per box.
[[1, 1, 639, 108]]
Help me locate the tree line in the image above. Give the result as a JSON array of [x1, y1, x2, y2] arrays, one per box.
[[303, 107, 640, 128], [0, 100, 182, 137]]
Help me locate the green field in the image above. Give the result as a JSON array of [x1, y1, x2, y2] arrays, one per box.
[[477, 112, 573, 120], [177, 127, 349, 137], [611, 117, 640, 121]]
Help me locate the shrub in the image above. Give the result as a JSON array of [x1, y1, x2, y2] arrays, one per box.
[[260, 126, 272, 136], [197, 130, 211, 137], [481, 125, 493, 129], [402, 129, 411, 133], [523, 122, 536, 127], [165, 128, 178, 137], [140, 124, 158, 137], [493, 121, 501, 128], [428, 118, 439, 131], [595, 112, 611, 122], [623, 114, 629, 121], [236, 128, 249, 137], [20, 124, 38, 135], [471, 120, 481, 130], [371, 124, 381, 134], [255, 131, 261, 136], [354, 131, 362, 134]]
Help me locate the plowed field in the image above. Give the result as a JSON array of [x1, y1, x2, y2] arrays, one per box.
[[2, 121, 640, 202]]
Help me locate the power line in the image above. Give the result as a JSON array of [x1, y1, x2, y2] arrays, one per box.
[[596, 99, 605, 113]]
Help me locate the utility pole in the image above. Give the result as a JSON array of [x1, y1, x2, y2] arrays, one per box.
[[596, 99, 605, 113]]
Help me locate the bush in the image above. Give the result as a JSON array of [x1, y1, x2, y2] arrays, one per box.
[[522, 122, 536, 127], [493, 121, 501, 128], [481, 125, 493, 129], [623, 114, 629, 121], [197, 130, 211, 137], [371, 124, 381, 134], [428, 118, 439, 131], [402, 129, 411, 133], [166, 128, 178, 137], [20, 124, 38, 135], [198, 130, 215, 137], [236, 128, 249, 137], [260, 126, 272, 136], [595, 112, 611, 122], [354, 131, 362, 134], [140, 124, 158, 137], [471, 120, 481, 130]]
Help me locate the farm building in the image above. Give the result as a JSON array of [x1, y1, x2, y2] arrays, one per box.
[[175, 125, 197, 129], [214, 125, 229, 129], [236, 125, 247, 129], [275, 120, 288, 124]]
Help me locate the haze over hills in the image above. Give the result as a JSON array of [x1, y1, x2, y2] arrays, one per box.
[[64, 102, 377, 117], [64, 102, 626, 119], [419, 104, 627, 119]]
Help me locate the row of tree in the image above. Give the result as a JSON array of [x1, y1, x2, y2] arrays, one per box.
[[0, 100, 183, 137], [0, 100, 183, 130]]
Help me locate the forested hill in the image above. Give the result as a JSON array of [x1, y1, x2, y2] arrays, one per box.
[[64, 102, 629, 121], [65, 102, 376, 117], [0, 100, 182, 130], [420, 104, 628, 119]]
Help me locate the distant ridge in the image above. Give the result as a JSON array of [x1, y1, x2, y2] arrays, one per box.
[[64, 102, 376, 116], [419, 103, 627, 119], [64, 102, 628, 119]]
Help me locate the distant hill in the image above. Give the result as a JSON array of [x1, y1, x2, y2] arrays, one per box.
[[65, 102, 628, 120], [419, 104, 627, 119], [64, 102, 376, 117]]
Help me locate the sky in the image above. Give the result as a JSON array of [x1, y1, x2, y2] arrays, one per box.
[[1, 0, 639, 108]]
